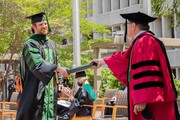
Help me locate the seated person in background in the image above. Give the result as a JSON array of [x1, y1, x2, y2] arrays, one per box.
[[57, 71, 96, 119]]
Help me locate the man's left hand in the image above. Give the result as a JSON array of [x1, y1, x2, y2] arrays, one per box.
[[134, 103, 146, 115]]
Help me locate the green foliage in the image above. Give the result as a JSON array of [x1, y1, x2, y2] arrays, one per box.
[[152, 0, 180, 27], [58, 48, 95, 88], [102, 68, 124, 89], [98, 68, 124, 98], [0, 0, 110, 60], [98, 78, 109, 98], [0, 0, 28, 56], [173, 74, 180, 99], [151, 0, 171, 16], [0, 0, 111, 97]]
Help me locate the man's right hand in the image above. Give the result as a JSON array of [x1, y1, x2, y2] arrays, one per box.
[[56, 67, 69, 77], [91, 59, 105, 69]]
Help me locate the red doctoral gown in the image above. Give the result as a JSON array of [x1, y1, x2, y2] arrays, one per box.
[[104, 31, 179, 120]]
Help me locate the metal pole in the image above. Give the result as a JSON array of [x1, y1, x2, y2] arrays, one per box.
[[72, 0, 81, 92], [73, 0, 81, 66]]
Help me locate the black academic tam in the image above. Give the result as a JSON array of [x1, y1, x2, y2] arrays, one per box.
[[26, 12, 46, 24], [120, 12, 157, 24]]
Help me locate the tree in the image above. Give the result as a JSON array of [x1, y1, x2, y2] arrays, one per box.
[[0, 0, 111, 99], [152, 0, 180, 27], [0, 0, 28, 100]]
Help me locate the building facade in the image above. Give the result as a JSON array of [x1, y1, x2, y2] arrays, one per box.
[[86, 0, 180, 39], [85, 0, 180, 89]]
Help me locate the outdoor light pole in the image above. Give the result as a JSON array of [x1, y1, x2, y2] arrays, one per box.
[[73, 0, 81, 66], [72, 0, 81, 92]]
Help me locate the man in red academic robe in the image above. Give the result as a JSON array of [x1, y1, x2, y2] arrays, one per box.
[[93, 12, 179, 120]]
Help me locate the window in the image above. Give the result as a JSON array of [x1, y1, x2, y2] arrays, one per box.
[[113, 0, 120, 10], [130, 0, 140, 6], [98, 0, 103, 14], [104, 0, 111, 12]]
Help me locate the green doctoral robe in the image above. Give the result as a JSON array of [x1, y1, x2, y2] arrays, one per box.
[[16, 34, 62, 120]]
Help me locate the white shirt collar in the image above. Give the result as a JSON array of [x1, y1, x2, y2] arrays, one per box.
[[134, 31, 146, 39]]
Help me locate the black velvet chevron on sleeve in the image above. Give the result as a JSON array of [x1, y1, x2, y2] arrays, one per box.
[[131, 60, 160, 70], [133, 81, 164, 90]]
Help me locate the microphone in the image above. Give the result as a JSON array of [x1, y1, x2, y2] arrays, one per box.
[[66, 62, 97, 74]]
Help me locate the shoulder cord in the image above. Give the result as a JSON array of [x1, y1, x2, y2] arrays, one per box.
[[46, 40, 60, 85]]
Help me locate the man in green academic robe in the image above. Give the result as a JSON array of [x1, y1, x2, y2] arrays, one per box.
[[16, 12, 69, 120]]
